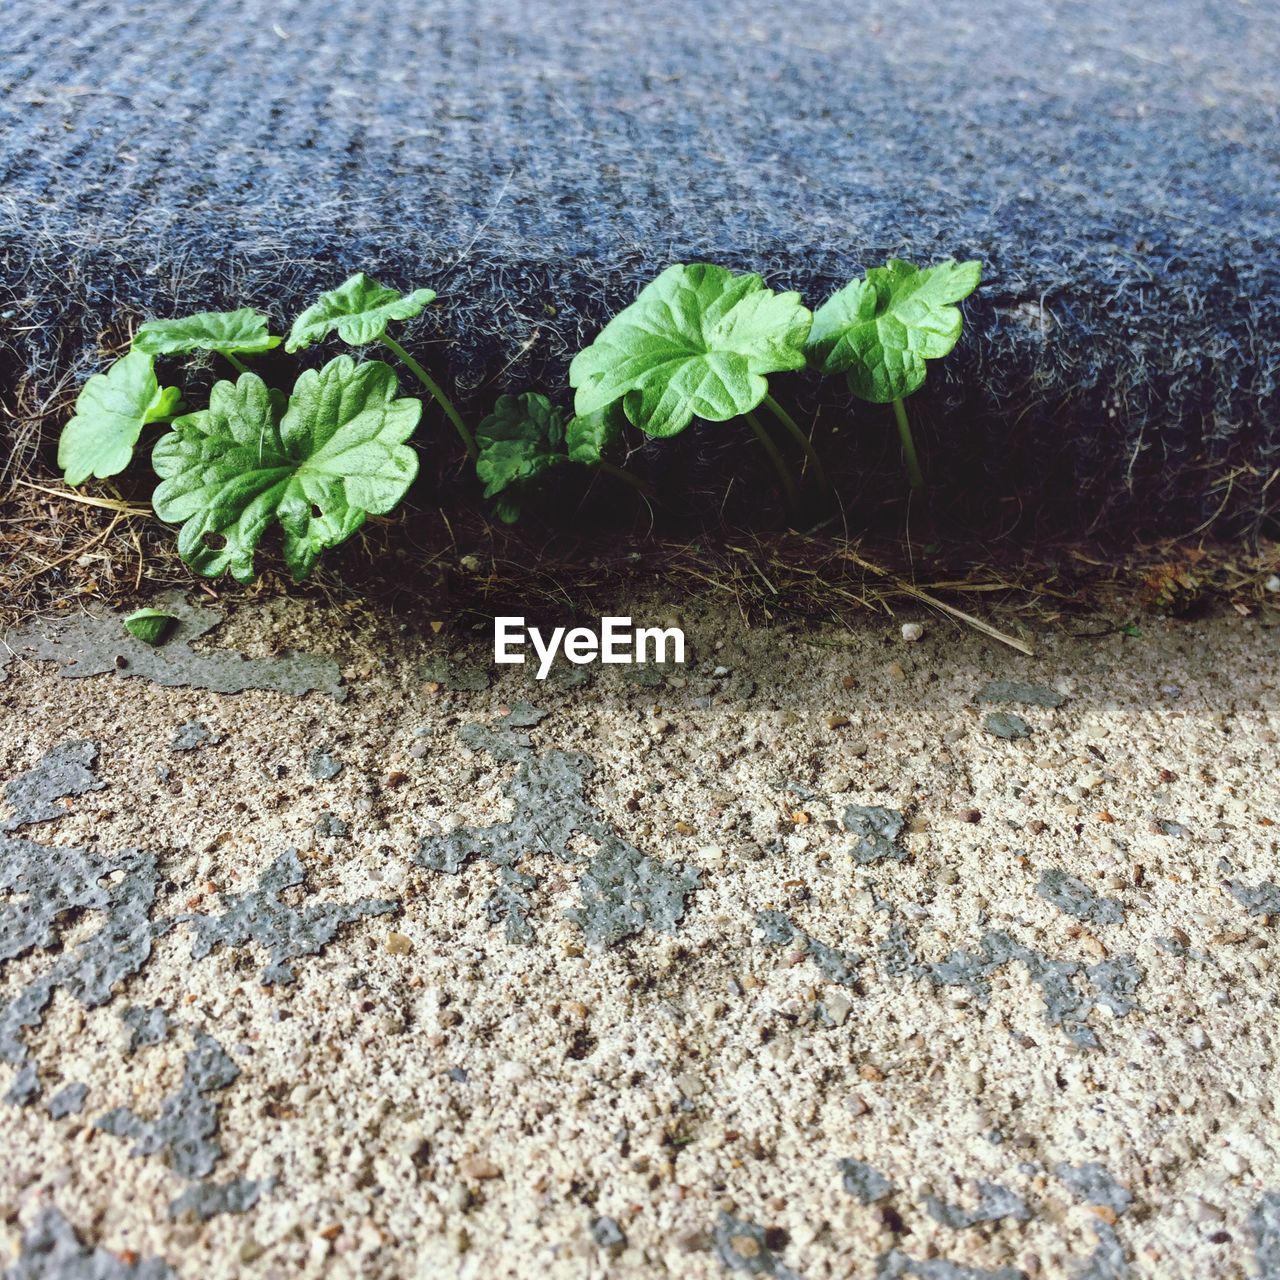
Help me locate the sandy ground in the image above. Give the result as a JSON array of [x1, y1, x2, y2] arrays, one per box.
[[0, 592, 1277, 1280]]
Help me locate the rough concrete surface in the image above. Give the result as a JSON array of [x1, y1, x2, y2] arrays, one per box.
[[0, 594, 1277, 1279]]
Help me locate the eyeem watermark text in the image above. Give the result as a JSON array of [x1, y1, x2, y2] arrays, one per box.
[[494, 616, 686, 680]]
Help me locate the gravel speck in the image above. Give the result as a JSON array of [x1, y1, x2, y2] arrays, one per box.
[[985, 712, 1031, 739]]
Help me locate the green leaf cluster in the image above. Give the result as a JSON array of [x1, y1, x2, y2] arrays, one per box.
[[285, 274, 436, 352], [58, 308, 281, 486], [152, 357, 420, 582], [56, 275, 457, 581], [51, 256, 981, 578], [570, 264, 811, 438], [474, 394, 625, 522], [807, 258, 982, 402]]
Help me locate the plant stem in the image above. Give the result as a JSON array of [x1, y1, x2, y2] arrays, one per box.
[[380, 336, 478, 461], [593, 460, 655, 499], [744, 411, 800, 512], [224, 353, 248, 375], [763, 393, 831, 498], [891, 397, 924, 489]]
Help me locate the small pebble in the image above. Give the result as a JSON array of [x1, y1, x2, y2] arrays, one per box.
[[385, 932, 414, 955], [985, 712, 1031, 740], [674, 1072, 704, 1098], [240, 1239, 267, 1264], [901, 622, 924, 642], [826, 993, 853, 1026], [460, 1156, 501, 1180]]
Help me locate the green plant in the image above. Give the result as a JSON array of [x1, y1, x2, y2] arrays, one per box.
[[569, 263, 821, 508], [286, 273, 476, 461], [122, 608, 177, 645], [475, 393, 646, 523], [57, 350, 184, 486], [151, 356, 420, 582], [57, 308, 285, 485], [133, 308, 281, 372], [808, 258, 981, 488], [475, 393, 565, 523], [51, 254, 981, 581], [564, 403, 624, 467]]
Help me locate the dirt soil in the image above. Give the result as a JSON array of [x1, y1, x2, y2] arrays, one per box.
[[0, 592, 1277, 1280]]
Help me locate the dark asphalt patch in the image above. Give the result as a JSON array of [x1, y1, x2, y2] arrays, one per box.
[[2, 740, 103, 830], [180, 848, 398, 985], [96, 1032, 239, 1179], [2, 595, 344, 700]]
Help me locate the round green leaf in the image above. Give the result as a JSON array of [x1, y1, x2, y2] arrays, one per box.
[[569, 264, 811, 439], [152, 358, 421, 583], [123, 608, 177, 646], [286, 273, 437, 352], [807, 258, 982, 403], [133, 308, 281, 356], [58, 351, 183, 486]]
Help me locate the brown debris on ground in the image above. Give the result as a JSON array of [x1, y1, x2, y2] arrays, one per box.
[[2, 469, 1276, 642], [2, 361, 1276, 632]]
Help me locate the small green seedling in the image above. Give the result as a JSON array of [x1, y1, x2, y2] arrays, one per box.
[[569, 263, 812, 437], [475, 393, 568, 524], [58, 309, 283, 485], [475, 393, 645, 523], [286, 273, 476, 461], [57, 350, 183, 485], [151, 356, 420, 582], [122, 608, 177, 646], [133, 308, 281, 372], [569, 263, 820, 508], [808, 258, 981, 488]]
